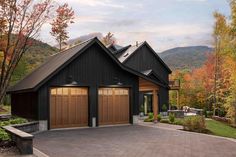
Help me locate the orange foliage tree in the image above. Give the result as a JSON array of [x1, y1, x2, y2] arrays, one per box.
[[50, 3, 74, 51], [170, 54, 215, 109], [0, 0, 53, 105]]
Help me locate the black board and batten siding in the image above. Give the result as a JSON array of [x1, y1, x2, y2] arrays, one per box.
[[38, 43, 139, 127], [123, 44, 170, 110], [11, 92, 38, 120]]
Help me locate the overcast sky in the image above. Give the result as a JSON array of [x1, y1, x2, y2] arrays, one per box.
[[40, 0, 230, 52]]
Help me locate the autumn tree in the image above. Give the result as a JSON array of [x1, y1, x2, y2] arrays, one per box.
[[211, 0, 236, 121], [50, 3, 74, 51], [0, 0, 53, 105], [102, 32, 116, 46]]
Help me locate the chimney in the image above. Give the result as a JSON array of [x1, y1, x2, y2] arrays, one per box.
[[136, 41, 138, 47]]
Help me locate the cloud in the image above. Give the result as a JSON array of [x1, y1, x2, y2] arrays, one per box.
[[55, 0, 125, 9], [109, 19, 139, 27], [176, 0, 207, 2], [143, 23, 211, 37], [74, 15, 106, 23]]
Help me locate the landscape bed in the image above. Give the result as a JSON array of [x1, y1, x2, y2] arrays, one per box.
[[144, 114, 236, 139], [0, 117, 28, 147]]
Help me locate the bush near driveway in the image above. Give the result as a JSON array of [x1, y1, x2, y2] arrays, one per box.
[[160, 119, 170, 123], [148, 113, 154, 119], [0, 117, 28, 142], [169, 113, 175, 123], [183, 116, 206, 133], [144, 113, 162, 122]]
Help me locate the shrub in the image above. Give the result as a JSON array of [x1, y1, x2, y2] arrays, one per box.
[[173, 119, 184, 125], [0, 117, 27, 142], [157, 114, 162, 121], [0, 128, 10, 141], [160, 119, 170, 123], [169, 113, 175, 123], [148, 112, 154, 119], [144, 118, 153, 122], [0, 121, 10, 126], [183, 116, 206, 133], [9, 118, 27, 125], [206, 111, 213, 118], [162, 104, 168, 112]]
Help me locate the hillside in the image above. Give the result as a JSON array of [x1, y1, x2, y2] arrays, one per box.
[[11, 40, 58, 85], [159, 46, 213, 71]]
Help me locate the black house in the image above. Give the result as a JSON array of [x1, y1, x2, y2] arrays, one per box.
[[7, 37, 171, 130]]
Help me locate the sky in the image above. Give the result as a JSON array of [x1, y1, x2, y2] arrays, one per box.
[[40, 0, 231, 52]]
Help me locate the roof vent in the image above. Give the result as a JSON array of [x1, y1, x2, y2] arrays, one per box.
[[124, 53, 129, 57], [136, 41, 138, 47]]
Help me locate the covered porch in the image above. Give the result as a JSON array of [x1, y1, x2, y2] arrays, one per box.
[[139, 78, 159, 122]]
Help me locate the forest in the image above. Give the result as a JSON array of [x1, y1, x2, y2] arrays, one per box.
[[170, 1, 236, 124]]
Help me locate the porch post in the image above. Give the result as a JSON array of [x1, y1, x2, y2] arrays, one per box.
[[153, 90, 158, 123]]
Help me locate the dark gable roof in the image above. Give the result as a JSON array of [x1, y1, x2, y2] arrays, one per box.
[[107, 44, 123, 53], [117, 42, 145, 63], [8, 37, 168, 93], [117, 41, 172, 73], [141, 69, 168, 86], [7, 38, 95, 93]]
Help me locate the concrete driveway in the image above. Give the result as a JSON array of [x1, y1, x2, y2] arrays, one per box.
[[34, 125, 236, 157]]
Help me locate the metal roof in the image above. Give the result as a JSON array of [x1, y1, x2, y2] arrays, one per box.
[[7, 38, 94, 93], [117, 41, 172, 73], [141, 69, 168, 85], [117, 42, 145, 63]]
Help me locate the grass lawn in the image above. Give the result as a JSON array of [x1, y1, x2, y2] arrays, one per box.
[[0, 105, 11, 115], [206, 119, 236, 139]]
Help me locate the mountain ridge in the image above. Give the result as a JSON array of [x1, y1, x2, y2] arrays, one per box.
[[159, 46, 213, 71]]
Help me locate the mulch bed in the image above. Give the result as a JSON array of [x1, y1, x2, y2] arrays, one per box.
[[0, 140, 19, 156], [0, 140, 15, 148], [180, 128, 212, 134], [0, 107, 7, 112]]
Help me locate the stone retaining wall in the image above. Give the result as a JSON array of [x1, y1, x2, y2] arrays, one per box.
[[12, 121, 39, 133]]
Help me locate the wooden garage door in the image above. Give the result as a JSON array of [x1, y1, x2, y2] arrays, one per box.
[[50, 87, 88, 129], [98, 88, 129, 125]]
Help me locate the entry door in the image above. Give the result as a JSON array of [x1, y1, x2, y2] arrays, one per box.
[[50, 87, 88, 129], [98, 88, 130, 125]]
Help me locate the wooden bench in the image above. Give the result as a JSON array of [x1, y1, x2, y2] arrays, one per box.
[[2, 126, 34, 155]]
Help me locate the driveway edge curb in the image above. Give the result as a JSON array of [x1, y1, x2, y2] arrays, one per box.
[[137, 123, 236, 143], [33, 147, 49, 157]]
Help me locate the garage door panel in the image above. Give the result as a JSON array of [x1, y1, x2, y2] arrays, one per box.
[[50, 96, 56, 127], [62, 96, 68, 125], [50, 87, 88, 129], [99, 88, 129, 125]]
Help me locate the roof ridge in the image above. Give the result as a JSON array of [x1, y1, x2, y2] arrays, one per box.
[[59, 37, 96, 53], [48, 37, 96, 58]]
